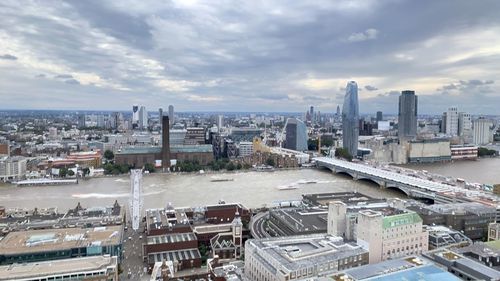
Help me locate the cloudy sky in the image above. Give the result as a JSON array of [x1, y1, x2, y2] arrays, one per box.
[[1, 0, 500, 114]]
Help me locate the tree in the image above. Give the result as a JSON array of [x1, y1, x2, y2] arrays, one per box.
[[226, 162, 236, 171], [59, 167, 68, 178], [478, 147, 497, 157], [335, 147, 353, 161], [104, 150, 114, 161], [266, 158, 275, 167], [236, 163, 242, 170], [67, 169, 75, 177], [493, 184, 500, 195], [144, 163, 156, 173], [308, 139, 318, 151], [82, 167, 90, 177]]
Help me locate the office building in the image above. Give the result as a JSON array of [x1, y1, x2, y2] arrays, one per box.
[[0, 225, 123, 265], [398, 90, 418, 141], [230, 128, 263, 143], [77, 114, 86, 128], [356, 209, 428, 264], [132, 104, 139, 128], [139, 105, 148, 129], [0, 255, 119, 281], [217, 115, 224, 132], [96, 114, 105, 128], [184, 127, 206, 145], [336, 105, 341, 116], [445, 107, 459, 136], [245, 234, 368, 281], [169, 129, 187, 145], [458, 112, 472, 139], [488, 223, 500, 241], [158, 108, 163, 125], [268, 207, 327, 236], [238, 141, 253, 157], [168, 105, 174, 128], [473, 117, 493, 145], [376, 111, 383, 122], [0, 142, 8, 156], [342, 81, 359, 157], [0, 156, 27, 182], [284, 118, 308, 151]]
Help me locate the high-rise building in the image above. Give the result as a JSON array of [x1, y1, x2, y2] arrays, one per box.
[[168, 105, 174, 128], [473, 117, 493, 145], [284, 118, 308, 151], [77, 114, 86, 128], [342, 81, 359, 157], [217, 115, 224, 133], [445, 107, 459, 136], [132, 104, 139, 128], [336, 105, 341, 116], [458, 112, 472, 141], [162, 116, 170, 169], [376, 111, 383, 122], [158, 108, 163, 126], [96, 114, 105, 128], [310, 106, 314, 119], [139, 106, 148, 129], [398, 90, 418, 141]]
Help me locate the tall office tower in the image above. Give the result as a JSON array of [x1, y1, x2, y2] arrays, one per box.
[[217, 115, 224, 132], [376, 111, 383, 122], [398, 90, 418, 141], [96, 115, 105, 128], [162, 116, 171, 169], [77, 114, 86, 128], [336, 105, 341, 116], [310, 106, 314, 119], [342, 81, 359, 157], [158, 108, 163, 126], [473, 117, 493, 145], [168, 105, 174, 128], [132, 105, 139, 127], [458, 112, 472, 141], [445, 107, 459, 136], [139, 106, 148, 129], [284, 118, 308, 151], [441, 112, 447, 133]]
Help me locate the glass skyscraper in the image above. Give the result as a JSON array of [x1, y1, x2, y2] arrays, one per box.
[[342, 81, 359, 157], [398, 90, 418, 141], [284, 118, 308, 151]]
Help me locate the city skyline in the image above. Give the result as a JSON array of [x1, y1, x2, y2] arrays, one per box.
[[1, 1, 500, 114]]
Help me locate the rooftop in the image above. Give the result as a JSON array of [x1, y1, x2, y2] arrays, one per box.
[[0, 255, 117, 280], [0, 225, 122, 255], [269, 207, 327, 233]]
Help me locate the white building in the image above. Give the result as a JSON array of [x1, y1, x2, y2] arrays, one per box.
[[473, 118, 493, 145], [238, 141, 253, 157], [458, 112, 472, 142], [139, 105, 148, 129], [445, 107, 459, 136], [245, 234, 368, 281], [356, 209, 428, 264], [0, 156, 27, 182]]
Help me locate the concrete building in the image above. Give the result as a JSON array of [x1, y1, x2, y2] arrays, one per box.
[[427, 225, 471, 249], [0, 225, 123, 265], [376, 111, 383, 122], [473, 117, 493, 145], [158, 108, 163, 125], [458, 112, 472, 141], [488, 222, 500, 241], [162, 116, 170, 169], [284, 118, 308, 151], [356, 209, 428, 264], [169, 129, 187, 145], [408, 139, 451, 163], [229, 128, 263, 143], [445, 107, 459, 136], [139, 105, 148, 129], [0, 156, 27, 182], [342, 81, 359, 157], [238, 141, 253, 157], [245, 234, 368, 281], [77, 114, 86, 128], [268, 207, 328, 236], [168, 105, 174, 128], [450, 145, 478, 160], [132, 104, 139, 128], [0, 255, 118, 281], [0, 142, 9, 156], [184, 127, 206, 145], [398, 90, 418, 141]]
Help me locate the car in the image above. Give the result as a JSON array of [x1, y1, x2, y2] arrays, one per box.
[[128, 236, 132, 240], [139, 235, 143, 239]]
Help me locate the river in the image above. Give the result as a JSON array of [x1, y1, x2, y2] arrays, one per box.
[[0, 169, 404, 211], [402, 157, 500, 185]]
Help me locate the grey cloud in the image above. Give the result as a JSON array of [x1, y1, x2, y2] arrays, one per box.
[[64, 79, 80, 85], [55, 74, 74, 79], [35, 74, 46, 78], [347, 28, 378, 42], [364, 85, 378, 91], [0, 54, 17, 60]]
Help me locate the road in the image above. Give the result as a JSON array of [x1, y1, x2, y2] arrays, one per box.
[[250, 211, 271, 239]]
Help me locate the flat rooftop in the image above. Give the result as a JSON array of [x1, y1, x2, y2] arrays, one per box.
[[269, 208, 327, 233], [147, 232, 197, 245], [0, 226, 122, 255], [302, 192, 377, 207], [0, 255, 117, 280]]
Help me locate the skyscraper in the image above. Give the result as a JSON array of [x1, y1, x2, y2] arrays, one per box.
[[445, 107, 459, 136], [217, 115, 224, 133], [376, 111, 383, 122], [77, 114, 86, 128], [158, 108, 163, 126], [139, 106, 148, 129], [398, 90, 418, 141], [168, 105, 174, 128], [473, 117, 493, 145], [132, 104, 139, 129], [336, 105, 341, 116], [162, 116, 171, 169], [284, 118, 308, 151], [342, 81, 359, 157]]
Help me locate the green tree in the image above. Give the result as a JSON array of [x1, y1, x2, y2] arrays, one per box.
[[478, 147, 497, 157], [144, 163, 156, 173], [104, 150, 114, 161], [335, 147, 353, 161], [59, 167, 68, 178], [266, 158, 275, 167], [67, 169, 75, 177], [226, 162, 236, 171], [236, 163, 242, 170], [82, 167, 90, 177]]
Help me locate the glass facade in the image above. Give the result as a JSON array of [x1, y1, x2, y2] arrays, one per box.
[[342, 81, 359, 157]]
